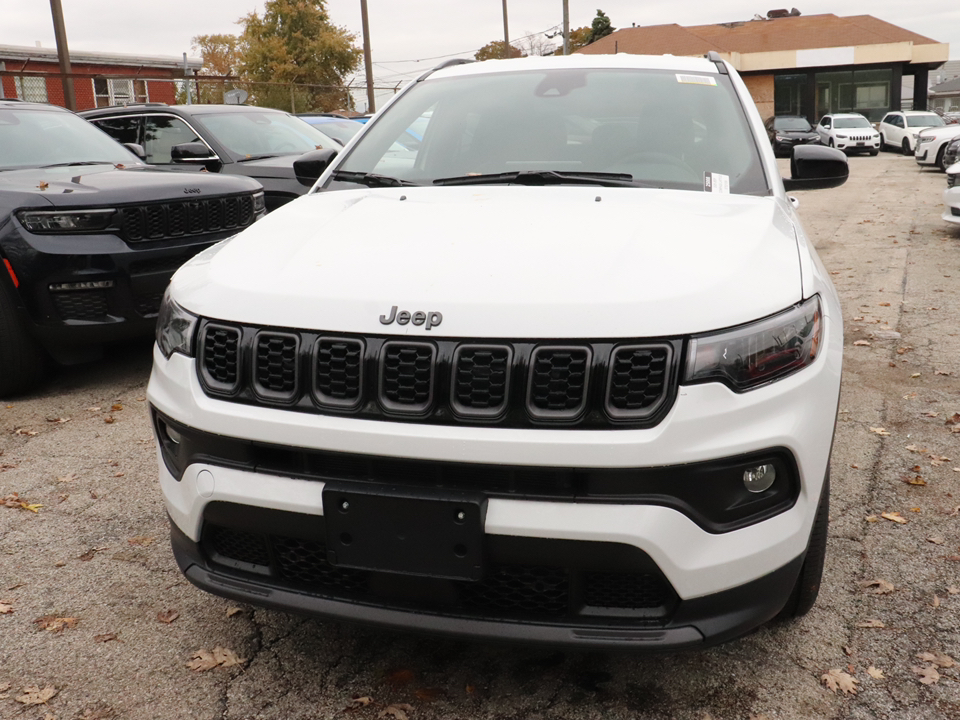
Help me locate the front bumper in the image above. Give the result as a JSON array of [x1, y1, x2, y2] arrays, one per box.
[[834, 139, 880, 152], [943, 188, 960, 225]]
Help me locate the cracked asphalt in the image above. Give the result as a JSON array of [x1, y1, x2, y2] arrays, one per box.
[[1, 150, 959, 720]]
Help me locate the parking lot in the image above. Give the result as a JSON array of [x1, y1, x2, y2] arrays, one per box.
[[1, 150, 959, 720]]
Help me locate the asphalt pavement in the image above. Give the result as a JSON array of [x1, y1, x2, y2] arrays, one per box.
[[1, 150, 958, 720]]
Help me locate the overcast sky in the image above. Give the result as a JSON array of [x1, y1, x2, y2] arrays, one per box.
[[4, 1, 959, 91]]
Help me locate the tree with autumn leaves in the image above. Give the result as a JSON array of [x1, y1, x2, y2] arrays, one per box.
[[192, 0, 361, 112]]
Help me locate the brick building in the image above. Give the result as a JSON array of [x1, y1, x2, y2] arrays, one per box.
[[578, 13, 950, 123], [0, 44, 201, 111]]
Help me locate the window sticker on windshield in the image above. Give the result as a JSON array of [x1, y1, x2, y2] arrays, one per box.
[[677, 74, 717, 86], [704, 172, 730, 194]]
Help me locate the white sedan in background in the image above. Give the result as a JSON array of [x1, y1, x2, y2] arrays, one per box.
[[915, 124, 960, 171], [816, 113, 880, 155]]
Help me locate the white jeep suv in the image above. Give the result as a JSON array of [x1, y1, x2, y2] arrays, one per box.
[[148, 53, 848, 650]]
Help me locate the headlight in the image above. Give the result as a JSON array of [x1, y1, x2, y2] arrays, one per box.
[[156, 288, 198, 359], [252, 191, 266, 215], [683, 296, 822, 392], [836, 134, 847, 139], [919, 135, 935, 144], [17, 208, 116, 233], [775, 134, 787, 141]]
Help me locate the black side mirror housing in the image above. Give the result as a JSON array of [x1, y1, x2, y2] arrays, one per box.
[[122, 142, 146, 160], [171, 142, 217, 161], [783, 145, 848, 191], [294, 148, 339, 187]]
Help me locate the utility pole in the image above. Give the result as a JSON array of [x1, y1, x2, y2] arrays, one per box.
[[49, 0, 75, 110], [562, 0, 570, 55], [502, 0, 510, 58], [360, 0, 375, 113]]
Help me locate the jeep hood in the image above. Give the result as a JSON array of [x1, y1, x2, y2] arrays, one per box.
[[172, 186, 804, 338]]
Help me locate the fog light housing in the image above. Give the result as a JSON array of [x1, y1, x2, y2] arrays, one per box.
[[743, 464, 776, 493]]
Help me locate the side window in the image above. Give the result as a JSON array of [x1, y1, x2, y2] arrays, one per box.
[[92, 117, 141, 146], [892, 116, 904, 128], [880, 114, 893, 125], [821, 117, 831, 128], [143, 116, 202, 164]]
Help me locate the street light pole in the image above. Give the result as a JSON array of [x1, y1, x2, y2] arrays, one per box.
[[49, 0, 75, 110], [562, 0, 570, 55], [502, 0, 510, 58], [360, 0, 375, 113]]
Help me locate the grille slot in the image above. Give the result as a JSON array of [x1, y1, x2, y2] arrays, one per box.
[[52, 290, 109, 321], [527, 346, 591, 420], [452, 345, 511, 418], [583, 571, 674, 609], [118, 195, 255, 243], [254, 332, 299, 401], [314, 337, 364, 408], [380, 342, 435, 413], [200, 324, 241, 393], [605, 345, 672, 419]]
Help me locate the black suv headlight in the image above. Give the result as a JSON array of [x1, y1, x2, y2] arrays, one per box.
[[252, 191, 266, 216], [156, 288, 198, 359], [683, 295, 822, 392], [17, 208, 116, 233]]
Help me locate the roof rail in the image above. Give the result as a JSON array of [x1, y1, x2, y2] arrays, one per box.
[[705, 51, 728, 74], [417, 57, 474, 82]]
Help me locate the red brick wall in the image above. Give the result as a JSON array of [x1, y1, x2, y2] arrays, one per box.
[[1, 60, 180, 110]]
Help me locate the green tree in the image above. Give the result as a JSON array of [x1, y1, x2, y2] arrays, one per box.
[[586, 10, 615, 45], [237, 0, 361, 112], [474, 40, 525, 62]]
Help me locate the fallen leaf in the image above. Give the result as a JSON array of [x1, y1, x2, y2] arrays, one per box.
[[853, 316, 864, 321], [932, 595, 941, 608], [212, 646, 244, 668], [226, 606, 242, 618], [881, 511, 907, 524], [46, 417, 70, 424], [186, 649, 219, 672], [916, 651, 956, 668], [861, 579, 895, 594], [379, 704, 414, 720], [127, 536, 154, 546], [103, 417, 115, 424], [949, 587, 960, 595], [905, 444, 926, 453], [94, 632, 118, 643], [865, 515, 879, 522], [878, 302, 891, 307], [87, 406, 101, 412], [936, 370, 954, 376], [0, 601, 13, 614], [34, 615, 78, 633], [856, 618, 885, 628], [922, 412, 939, 418], [111, 404, 123, 412], [822, 668, 858, 695], [14, 428, 38, 436], [866, 666, 884, 679], [57, 474, 77, 483], [345, 696, 374, 710], [927, 537, 945, 545], [157, 609, 179, 624], [37, 181, 49, 191], [78, 546, 108, 561], [15, 685, 57, 705], [0, 493, 43, 513], [911, 373, 921, 378], [870, 427, 891, 436], [842, 646, 853, 656], [912, 665, 940, 685], [904, 475, 927, 486], [850, 463, 859, 469], [853, 340, 871, 347]]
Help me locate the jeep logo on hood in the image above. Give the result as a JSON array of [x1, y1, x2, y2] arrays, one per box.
[[183, 188, 201, 194], [379, 306, 443, 330]]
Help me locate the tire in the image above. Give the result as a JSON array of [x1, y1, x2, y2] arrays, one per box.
[[878, 134, 886, 152], [902, 138, 913, 156], [0, 286, 45, 397], [937, 146, 947, 172], [827, 138, 835, 149], [869, 149, 879, 156], [777, 472, 829, 619]]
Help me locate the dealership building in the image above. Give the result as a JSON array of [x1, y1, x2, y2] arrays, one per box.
[[579, 13, 950, 123]]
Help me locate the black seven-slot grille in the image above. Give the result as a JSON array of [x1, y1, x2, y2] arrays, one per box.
[[196, 319, 679, 429], [120, 195, 255, 242]]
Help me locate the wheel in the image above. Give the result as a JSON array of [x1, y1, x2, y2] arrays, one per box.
[[878, 134, 886, 151], [0, 285, 45, 397], [828, 138, 835, 148], [902, 138, 913, 156], [777, 472, 829, 619], [937, 146, 948, 172], [869, 149, 879, 157]]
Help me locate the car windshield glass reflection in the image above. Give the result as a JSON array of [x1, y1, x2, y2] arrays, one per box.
[[0, 109, 139, 169], [200, 111, 336, 158], [833, 117, 872, 129], [906, 114, 945, 128], [333, 68, 769, 196], [774, 118, 812, 131]]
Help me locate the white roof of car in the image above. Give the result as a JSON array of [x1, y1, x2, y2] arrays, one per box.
[[825, 113, 868, 118], [431, 53, 719, 80], [896, 110, 942, 115]]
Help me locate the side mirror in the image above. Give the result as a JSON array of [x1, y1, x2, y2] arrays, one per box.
[[122, 142, 146, 160], [293, 148, 339, 187], [783, 145, 848, 191], [171, 142, 217, 162]]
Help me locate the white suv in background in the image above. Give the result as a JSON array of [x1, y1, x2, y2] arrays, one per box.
[[149, 53, 850, 650], [878, 110, 946, 155], [915, 123, 960, 171], [816, 114, 880, 155]]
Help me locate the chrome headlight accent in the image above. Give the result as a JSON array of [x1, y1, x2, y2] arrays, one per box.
[[683, 296, 822, 392], [156, 288, 198, 359]]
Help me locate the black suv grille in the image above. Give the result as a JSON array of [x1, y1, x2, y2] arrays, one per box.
[[195, 320, 679, 429], [119, 195, 254, 242], [52, 290, 109, 321]]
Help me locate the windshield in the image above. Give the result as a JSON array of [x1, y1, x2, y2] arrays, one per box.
[[906, 114, 945, 128], [300, 118, 363, 145], [329, 68, 769, 195], [833, 117, 872, 129], [774, 117, 812, 131], [199, 110, 337, 158], [0, 108, 140, 170]]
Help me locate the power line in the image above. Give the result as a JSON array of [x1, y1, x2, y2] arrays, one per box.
[[372, 25, 561, 65]]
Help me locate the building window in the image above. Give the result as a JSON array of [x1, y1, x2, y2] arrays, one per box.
[[774, 74, 808, 118], [14, 76, 48, 102], [93, 78, 148, 107], [815, 68, 892, 123]]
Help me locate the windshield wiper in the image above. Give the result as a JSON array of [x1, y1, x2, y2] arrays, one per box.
[[432, 171, 647, 188], [331, 170, 419, 188], [237, 154, 281, 162], [40, 161, 117, 168]]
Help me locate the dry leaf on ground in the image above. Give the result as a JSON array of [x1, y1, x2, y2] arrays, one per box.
[[127, 536, 154, 546], [861, 579, 895, 594], [1, 493, 42, 512], [156, 609, 179, 624], [226, 606, 242, 618], [34, 616, 78, 632], [213, 646, 244, 668], [853, 340, 871, 346], [15, 685, 57, 705], [379, 704, 414, 720], [916, 651, 956, 668], [57, 473, 77, 483], [822, 668, 858, 695], [866, 666, 884, 679], [103, 416, 115, 424], [0, 600, 13, 614], [870, 427, 891, 436], [345, 696, 374, 710], [94, 633, 118, 643], [856, 618, 885, 628], [881, 511, 907, 524], [187, 646, 245, 672], [913, 665, 940, 685]]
